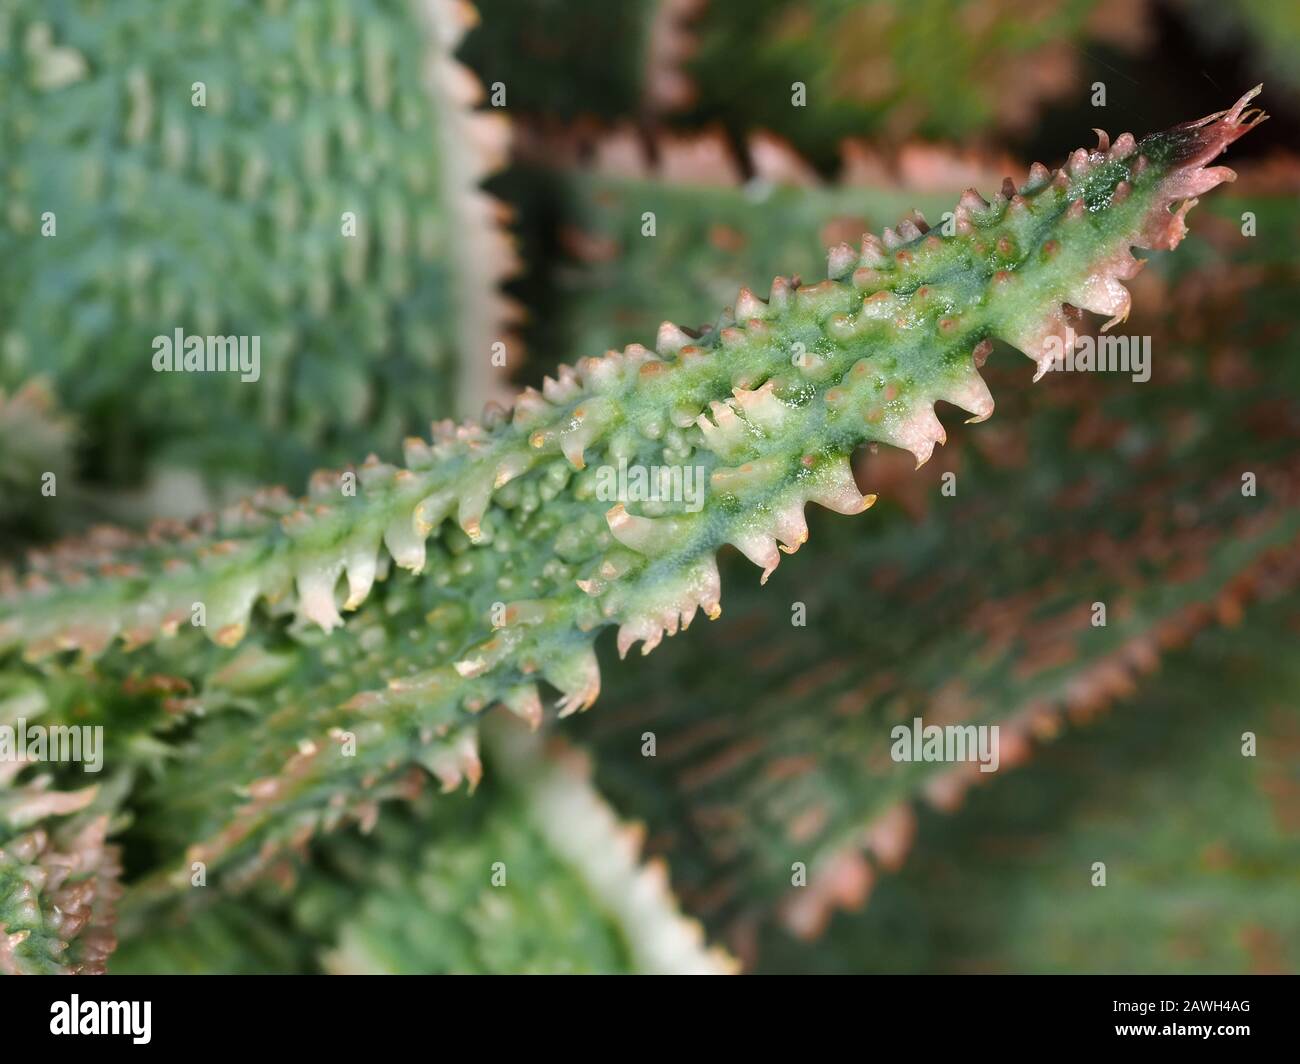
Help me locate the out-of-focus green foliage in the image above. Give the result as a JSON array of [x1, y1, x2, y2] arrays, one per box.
[[683, 0, 1148, 168], [0, 0, 502, 495], [756, 605, 1300, 972], [113, 724, 733, 974], [1183, 0, 1300, 106], [0, 380, 74, 540], [114, 777, 636, 975], [458, 0, 668, 119]]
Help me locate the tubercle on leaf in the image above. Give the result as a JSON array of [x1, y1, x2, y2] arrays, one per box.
[[0, 93, 1264, 718]]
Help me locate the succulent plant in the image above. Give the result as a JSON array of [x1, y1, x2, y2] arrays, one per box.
[[0, 89, 1271, 972]]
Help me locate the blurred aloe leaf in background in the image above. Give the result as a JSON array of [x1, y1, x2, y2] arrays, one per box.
[[0, 0, 517, 513]]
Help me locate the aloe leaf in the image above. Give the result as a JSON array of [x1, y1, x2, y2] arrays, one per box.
[[754, 605, 1300, 973], [3, 91, 1264, 658], [0, 0, 516, 493]]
